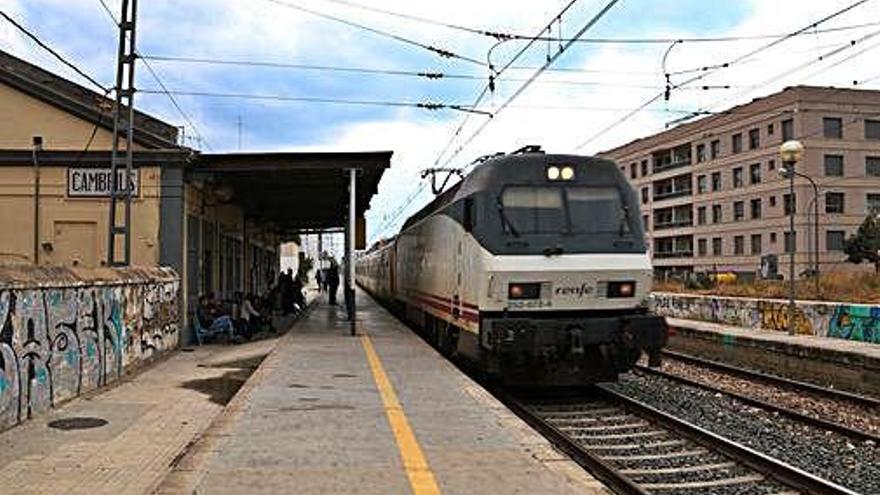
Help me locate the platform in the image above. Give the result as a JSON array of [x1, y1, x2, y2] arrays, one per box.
[[157, 291, 608, 495], [666, 317, 880, 396]]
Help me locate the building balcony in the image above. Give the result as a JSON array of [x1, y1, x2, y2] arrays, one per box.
[[653, 188, 693, 201], [654, 219, 693, 231], [652, 158, 692, 174], [654, 250, 694, 259]]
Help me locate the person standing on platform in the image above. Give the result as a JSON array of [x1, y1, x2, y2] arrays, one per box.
[[327, 262, 340, 306], [315, 268, 324, 293]]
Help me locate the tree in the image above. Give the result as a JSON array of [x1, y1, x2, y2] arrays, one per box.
[[844, 214, 880, 273]]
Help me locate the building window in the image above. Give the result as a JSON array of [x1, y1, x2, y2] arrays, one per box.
[[698, 238, 707, 256], [697, 175, 707, 194], [710, 139, 720, 159], [750, 198, 762, 219], [768, 159, 776, 171], [697, 206, 707, 225], [732, 133, 743, 153], [825, 192, 845, 214], [748, 128, 760, 149], [783, 193, 796, 215], [641, 186, 649, 204], [867, 120, 880, 140], [826, 230, 846, 252], [711, 172, 721, 191], [782, 118, 794, 141], [823, 117, 843, 139], [696, 144, 706, 163], [770, 232, 777, 244], [824, 154, 844, 177], [768, 123, 774, 135], [733, 167, 743, 188], [784, 231, 796, 253], [733, 201, 745, 221], [769, 195, 777, 207], [630, 163, 637, 179], [641, 159, 648, 177], [712, 204, 722, 223], [867, 156, 880, 177], [750, 163, 761, 184], [643, 214, 649, 230], [867, 193, 880, 214], [751, 234, 762, 255], [712, 237, 722, 256], [734, 235, 745, 255]]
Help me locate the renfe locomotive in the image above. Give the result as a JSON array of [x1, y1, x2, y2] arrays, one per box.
[[356, 149, 667, 385]]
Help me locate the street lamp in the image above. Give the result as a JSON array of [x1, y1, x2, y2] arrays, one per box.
[[778, 166, 819, 295], [780, 140, 804, 335]]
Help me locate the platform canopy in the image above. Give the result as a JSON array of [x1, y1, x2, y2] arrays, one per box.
[[194, 151, 392, 238]]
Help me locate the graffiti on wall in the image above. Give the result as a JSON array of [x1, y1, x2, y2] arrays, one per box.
[[0, 279, 179, 431], [652, 292, 880, 344]]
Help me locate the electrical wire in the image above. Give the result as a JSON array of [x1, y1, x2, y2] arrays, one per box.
[[573, 0, 874, 152], [446, 0, 622, 169], [263, 0, 486, 67], [314, 0, 880, 45], [95, 0, 213, 150], [0, 10, 111, 93]]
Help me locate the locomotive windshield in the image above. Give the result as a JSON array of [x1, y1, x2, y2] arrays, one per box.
[[500, 186, 627, 235]]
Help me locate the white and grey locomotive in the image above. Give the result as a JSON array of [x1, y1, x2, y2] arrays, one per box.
[[357, 149, 667, 385]]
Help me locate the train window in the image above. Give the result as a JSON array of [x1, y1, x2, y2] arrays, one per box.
[[566, 187, 623, 234], [500, 187, 565, 234]]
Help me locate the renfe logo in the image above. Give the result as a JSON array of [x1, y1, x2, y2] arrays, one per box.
[[555, 283, 594, 297]]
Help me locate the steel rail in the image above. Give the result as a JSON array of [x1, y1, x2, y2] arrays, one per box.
[[662, 349, 880, 408], [495, 390, 649, 495], [596, 386, 861, 495], [634, 364, 880, 444]]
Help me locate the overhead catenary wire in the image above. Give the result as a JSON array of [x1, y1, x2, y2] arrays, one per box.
[[313, 0, 880, 45], [573, 0, 874, 152], [0, 10, 111, 93], [95, 0, 213, 150], [263, 0, 486, 67], [445, 0, 623, 169]]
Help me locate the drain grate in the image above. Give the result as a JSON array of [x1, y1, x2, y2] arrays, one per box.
[[47, 417, 108, 430]]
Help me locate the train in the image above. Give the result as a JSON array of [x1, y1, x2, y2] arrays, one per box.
[[356, 148, 667, 385]]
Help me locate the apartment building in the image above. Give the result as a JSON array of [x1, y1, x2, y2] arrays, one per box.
[[600, 86, 880, 279]]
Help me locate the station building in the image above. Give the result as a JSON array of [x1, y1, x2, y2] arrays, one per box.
[[0, 49, 390, 342], [600, 86, 880, 279]]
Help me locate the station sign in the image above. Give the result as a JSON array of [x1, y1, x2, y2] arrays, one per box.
[[67, 168, 140, 198]]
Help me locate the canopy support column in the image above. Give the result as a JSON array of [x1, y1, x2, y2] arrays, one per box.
[[346, 168, 357, 335]]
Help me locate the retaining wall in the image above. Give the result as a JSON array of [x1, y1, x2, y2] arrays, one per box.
[[651, 292, 880, 344], [0, 266, 180, 431]]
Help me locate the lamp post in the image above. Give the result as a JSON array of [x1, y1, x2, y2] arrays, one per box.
[[780, 140, 804, 335], [779, 166, 820, 295]]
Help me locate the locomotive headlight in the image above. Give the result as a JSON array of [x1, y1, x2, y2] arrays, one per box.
[[509, 282, 541, 300], [546, 166, 561, 180], [560, 166, 575, 180], [607, 281, 636, 298]]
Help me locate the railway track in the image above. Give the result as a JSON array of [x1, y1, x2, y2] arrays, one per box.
[[501, 387, 859, 495], [638, 351, 880, 443], [661, 350, 879, 408]]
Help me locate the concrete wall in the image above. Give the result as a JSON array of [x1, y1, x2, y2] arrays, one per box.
[[0, 266, 180, 431], [652, 291, 880, 344]]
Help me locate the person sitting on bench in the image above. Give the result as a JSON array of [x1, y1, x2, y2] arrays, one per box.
[[196, 294, 235, 340]]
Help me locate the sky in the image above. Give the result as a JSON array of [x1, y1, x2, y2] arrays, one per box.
[[2, 0, 880, 242]]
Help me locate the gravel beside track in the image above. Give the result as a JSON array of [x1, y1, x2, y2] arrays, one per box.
[[658, 356, 880, 438], [608, 373, 880, 494]]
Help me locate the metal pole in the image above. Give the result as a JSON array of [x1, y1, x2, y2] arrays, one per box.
[[32, 136, 42, 265], [813, 182, 819, 295], [787, 160, 796, 335], [348, 168, 357, 335]]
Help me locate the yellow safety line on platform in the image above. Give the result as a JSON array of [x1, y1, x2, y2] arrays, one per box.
[[361, 334, 442, 495]]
